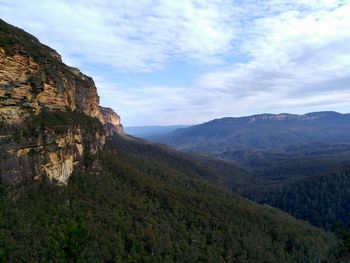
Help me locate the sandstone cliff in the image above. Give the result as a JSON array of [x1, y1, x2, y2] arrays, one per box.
[[99, 106, 124, 136], [0, 19, 122, 185]]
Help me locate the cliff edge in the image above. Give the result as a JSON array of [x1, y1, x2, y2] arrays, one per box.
[[0, 19, 122, 185]]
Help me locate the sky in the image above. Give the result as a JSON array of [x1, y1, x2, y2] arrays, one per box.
[[1, 0, 350, 126]]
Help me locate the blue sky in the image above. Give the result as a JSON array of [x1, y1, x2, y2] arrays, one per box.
[[1, 0, 350, 126]]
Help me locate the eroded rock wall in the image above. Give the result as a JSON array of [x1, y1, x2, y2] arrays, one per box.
[[0, 47, 101, 124], [0, 122, 105, 185], [0, 19, 121, 185], [99, 106, 124, 136]]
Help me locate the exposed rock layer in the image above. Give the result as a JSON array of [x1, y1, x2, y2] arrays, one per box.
[[0, 19, 121, 184], [99, 106, 124, 136], [0, 46, 101, 123], [1, 124, 105, 185]]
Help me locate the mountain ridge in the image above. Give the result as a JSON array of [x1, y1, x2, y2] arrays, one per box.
[[204, 111, 347, 124], [125, 125, 191, 137], [149, 111, 350, 153]]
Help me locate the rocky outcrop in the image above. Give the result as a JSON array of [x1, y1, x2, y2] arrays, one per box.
[[0, 18, 102, 124], [0, 19, 121, 185], [0, 47, 101, 123], [99, 106, 124, 136], [1, 125, 104, 185], [247, 112, 345, 123]]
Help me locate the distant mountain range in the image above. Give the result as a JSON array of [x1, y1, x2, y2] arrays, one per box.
[[125, 125, 191, 137], [149, 111, 350, 154], [148, 111, 350, 230]]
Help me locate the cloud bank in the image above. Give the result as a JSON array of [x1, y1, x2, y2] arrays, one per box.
[[1, 0, 350, 125]]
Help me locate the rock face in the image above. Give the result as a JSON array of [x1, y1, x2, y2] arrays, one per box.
[[246, 112, 344, 123], [1, 123, 105, 185], [99, 106, 124, 136], [0, 47, 100, 124], [0, 19, 121, 185]]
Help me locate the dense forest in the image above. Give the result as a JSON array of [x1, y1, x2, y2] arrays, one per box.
[[219, 146, 350, 231], [112, 135, 350, 233], [245, 167, 350, 231], [146, 115, 350, 233], [215, 149, 350, 232], [0, 135, 341, 262]]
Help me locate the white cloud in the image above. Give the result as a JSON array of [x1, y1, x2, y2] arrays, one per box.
[[0, 0, 237, 71], [1, 0, 350, 125], [95, 77, 193, 126], [189, 0, 350, 122]]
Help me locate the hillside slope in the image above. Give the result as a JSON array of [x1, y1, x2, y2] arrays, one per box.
[[146, 111, 350, 232], [242, 164, 350, 231], [0, 135, 339, 262]]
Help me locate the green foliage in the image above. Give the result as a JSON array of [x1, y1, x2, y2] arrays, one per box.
[[47, 217, 92, 262], [15, 108, 102, 139], [144, 110, 350, 234], [248, 170, 350, 231], [30, 108, 101, 129], [0, 136, 338, 262], [159, 140, 350, 233], [0, 18, 59, 63], [332, 224, 350, 263]]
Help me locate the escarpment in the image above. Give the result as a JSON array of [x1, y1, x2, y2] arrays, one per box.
[[99, 106, 124, 136], [0, 19, 122, 185]]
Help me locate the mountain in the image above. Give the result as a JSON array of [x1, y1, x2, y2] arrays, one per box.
[[0, 19, 347, 262], [150, 111, 350, 154], [149, 112, 350, 231], [0, 18, 123, 185], [125, 125, 191, 138]]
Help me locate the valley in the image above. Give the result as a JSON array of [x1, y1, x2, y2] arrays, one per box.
[[146, 113, 350, 231]]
